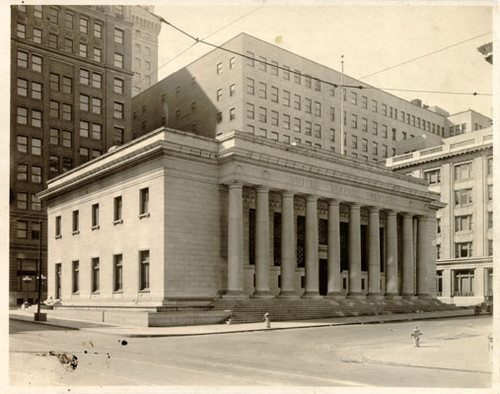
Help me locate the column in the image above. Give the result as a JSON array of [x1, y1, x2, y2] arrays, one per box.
[[367, 207, 381, 296], [280, 191, 296, 296], [254, 186, 271, 296], [348, 203, 362, 296], [226, 183, 244, 296], [401, 213, 415, 297], [385, 210, 398, 296], [327, 200, 342, 296], [417, 216, 429, 297], [303, 196, 319, 297]]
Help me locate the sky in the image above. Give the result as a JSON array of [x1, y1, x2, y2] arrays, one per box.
[[152, 1, 494, 118]]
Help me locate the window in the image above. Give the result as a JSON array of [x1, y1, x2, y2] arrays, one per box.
[[487, 157, 493, 175], [31, 55, 42, 72], [453, 269, 474, 295], [113, 127, 124, 146], [258, 82, 267, 99], [313, 101, 321, 117], [31, 110, 42, 128], [32, 194, 41, 211], [382, 145, 388, 158], [72, 210, 79, 234], [55, 216, 62, 238], [90, 20, 102, 38], [18, 51, 28, 68], [33, 28, 42, 44], [139, 250, 150, 291], [304, 121, 312, 136], [372, 141, 378, 155], [79, 43, 87, 57], [259, 107, 267, 123], [49, 7, 59, 23], [455, 215, 472, 232], [424, 169, 441, 184], [488, 185, 493, 202], [62, 104, 72, 121], [80, 18, 88, 34], [488, 240, 493, 256], [114, 53, 124, 68], [246, 78, 254, 95], [351, 114, 358, 129], [246, 103, 254, 119], [229, 107, 236, 121], [17, 192, 27, 210], [229, 57, 236, 69], [17, 23, 26, 39], [372, 121, 378, 135], [72, 261, 79, 293], [31, 221, 41, 238], [31, 166, 42, 183], [17, 107, 28, 125], [293, 69, 301, 84], [17, 164, 28, 181], [93, 48, 102, 62], [114, 196, 123, 223], [381, 125, 388, 139], [282, 65, 290, 80], [92, 149, 101, 159], [455, 243, 473, 259], [17, 78, 28, 96], [114, 255, 123, 291], [351, 92, 358, 105], [114, 78, 124, 94], [216, 88, 222, 102], [92, 124, 102, 140], [259, 56, 267, 72], [283, 114, 290, 130], [216, 62, 222, 74], [114, 28, 124, 44], [78, 121, 89, 139], [65, 12, 73, 29], [31, 138, 42, 155], [34, 5, 42, 19], [351, 136, 358, 149], [314, 79, 321, 92], [92, 258, 100, 292], [314, 124, 322, 138], [50, 101, 59, 118], [140, 188, 149, 216], [270, 60, 278, 76], [246, 51, 255, 66], [62, 77, 72, 94], [283, 90, 290, 107], [454, 163, 471, 181], [362, 138, 368, 152], [17, 221, 28, 239], [80, 95, 89, 111], [293, 117, 301, 133], [303, 98, 312, 114], [49, 73, 59, 91], [294, 94, 301, 110], [92, 73, 102, 89], [92, 97, 102, 114], [488, 211, 493, 229], [79, 147, 89, 163], [270, 111, 279, 126], [114, 102, 123, 119], [64, 38, 73, 52], [361, 96, 368, 109], [371, 99, 378, 113], [270, 86, 278, 103], [17, 136, 28, 153], [62, 157, 72, 172], [455, 189, 472, 205]]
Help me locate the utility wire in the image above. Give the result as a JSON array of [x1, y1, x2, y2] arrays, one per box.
[[145, 10, 491, 97], [359, 31, 492, 80]]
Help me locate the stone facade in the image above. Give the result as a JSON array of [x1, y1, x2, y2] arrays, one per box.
[[386, 127, 493, 306], [39, 128, 444, 307]]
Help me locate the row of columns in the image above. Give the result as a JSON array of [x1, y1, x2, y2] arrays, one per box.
[[227, 183, 431, 298]]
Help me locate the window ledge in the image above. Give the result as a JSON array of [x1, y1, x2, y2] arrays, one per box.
[[91, 225, 100, 231], [113, 219, 123, 225], [139, 212, 150, 219], [55, 235, 62, 239], [113, 290, 123, 294], [72, 230, 80, 236], [139, 289, 150, 293]]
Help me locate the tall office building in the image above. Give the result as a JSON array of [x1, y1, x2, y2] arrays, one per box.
[[130, 6, 162, 96], [386, 127, 493, 306], [132, 33, 490, 163], [10, 4, 135, 305]]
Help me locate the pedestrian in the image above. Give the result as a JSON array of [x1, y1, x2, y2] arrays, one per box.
[[264, 312, 271, 329], [411, 326, 422, 347]]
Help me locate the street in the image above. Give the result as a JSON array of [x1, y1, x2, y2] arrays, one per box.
[[10, 315, 492, 388]]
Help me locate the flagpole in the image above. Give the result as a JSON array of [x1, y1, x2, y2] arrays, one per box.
[[340, 55, 345, 155]]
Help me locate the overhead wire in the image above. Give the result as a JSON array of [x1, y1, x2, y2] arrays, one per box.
[[143, 9, 492, 97]]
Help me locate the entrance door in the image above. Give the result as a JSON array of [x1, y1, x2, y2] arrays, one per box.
[[319, 259, 328, 296], [55, 263, 61, 299]]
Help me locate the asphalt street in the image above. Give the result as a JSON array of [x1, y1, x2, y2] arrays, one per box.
[[9, 315, 492, 388]]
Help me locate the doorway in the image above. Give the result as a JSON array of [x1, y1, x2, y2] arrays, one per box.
[[319, 259, 328, 296]]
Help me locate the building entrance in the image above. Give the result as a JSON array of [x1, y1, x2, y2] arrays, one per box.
[[319, 259, 328, 296]]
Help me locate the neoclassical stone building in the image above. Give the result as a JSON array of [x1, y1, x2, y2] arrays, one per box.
[[39, 127, 444, 310]]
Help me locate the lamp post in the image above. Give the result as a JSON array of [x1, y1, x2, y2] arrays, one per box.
[[34, 219, 46, 321]]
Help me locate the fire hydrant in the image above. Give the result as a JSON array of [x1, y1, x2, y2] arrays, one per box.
[[264, 312, 271, 329]]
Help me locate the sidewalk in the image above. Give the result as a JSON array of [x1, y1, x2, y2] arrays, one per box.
[[10, 307, 476, 338]]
